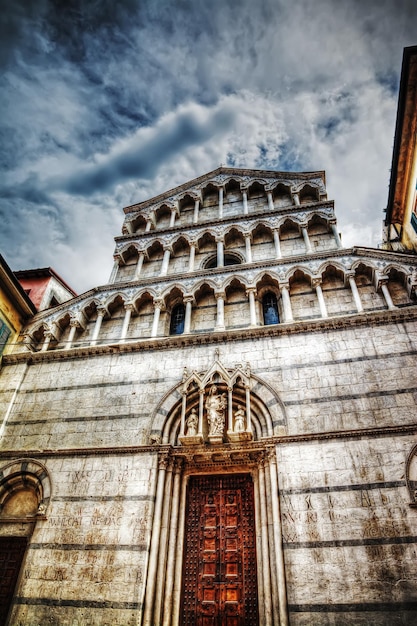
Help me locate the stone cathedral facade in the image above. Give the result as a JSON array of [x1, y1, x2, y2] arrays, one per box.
[[1, 167, 417, 626]]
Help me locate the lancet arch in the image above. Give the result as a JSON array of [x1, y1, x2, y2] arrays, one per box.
[[0, 458, 51, 517], [150, 361, 286, 445]]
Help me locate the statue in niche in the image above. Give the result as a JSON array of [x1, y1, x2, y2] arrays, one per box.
[[186, 408, 198, 436], [206, 385, 227, 436], [234, 407, 245, 432]]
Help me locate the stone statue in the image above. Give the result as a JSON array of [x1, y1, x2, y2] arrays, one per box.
[[206, 385, 227, 436], [234, 407, 245, 432], [186, 408, 198, 436]]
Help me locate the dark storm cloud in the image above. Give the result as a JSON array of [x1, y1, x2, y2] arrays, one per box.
[[59, 104, 235, 195], [1, 0, 416, 292]]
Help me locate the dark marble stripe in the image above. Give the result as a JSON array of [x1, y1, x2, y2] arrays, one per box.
[[284, 535, 417, 549], [14, 597, 141, 610], [288, 601, 417, 612], [28, 543, 147, 551], [280, 480, 405, 495]]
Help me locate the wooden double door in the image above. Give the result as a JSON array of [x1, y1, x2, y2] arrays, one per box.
[[181, 474, 258, 626]]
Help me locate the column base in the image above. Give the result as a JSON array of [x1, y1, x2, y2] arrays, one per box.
[[227, 430, 253, 443], [179, 435, 204, 446], [207, 434, 224, 445]]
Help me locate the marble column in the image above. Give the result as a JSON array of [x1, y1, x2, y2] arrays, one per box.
[[183, 296, 193, 334], [348, 274, 363, 313], [41, 331, 52, 352], [134, 251, 146, 280], [151, 300, 163, 337], [331, 222, 342, 249], [188, 242, 196, 272], [90, 307, 106, 346], [193, 199, 200, 224], [292, 192, 300, 206], [215, 291, 226, 330], [120, 303, 134, 342], [268, 452, 289, 626], [142, 455, 169, 626], [246, 287, 258, 326], [145, 218, 152, 232], [160, 246, 171, 276], [162, 459, 183, 626], [280, 285, 293, 322], [242, 189, 248, 214], [245, 385, 252, 435], [65, 319, 79, 350], [267, 191, 274, 211], [109, 258, 119, 284], [301, 226, 312, 254], [153, 461, 174, 623], [244, 233, 253, 263], [313, 279, 328, 318], [169, 208, 177, 228], [273, 228, 282, 259], [218, 186, 224, 219], [216, 237, 224, 268], [258, 459, 273, 625], [380, 281, 395, 310]]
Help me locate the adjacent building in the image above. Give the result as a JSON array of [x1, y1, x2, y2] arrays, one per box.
[[0, 166, 416, 625], [0, 254, 36, 359], [383, 45, 417, 252]]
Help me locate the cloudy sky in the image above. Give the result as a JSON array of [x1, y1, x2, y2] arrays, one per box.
[[1, 0, 416, 294]]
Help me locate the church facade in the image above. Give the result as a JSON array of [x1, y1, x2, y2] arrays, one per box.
[[0, 167, 417, 625]]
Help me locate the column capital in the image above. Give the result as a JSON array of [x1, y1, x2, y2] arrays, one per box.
[[69, 317, 82, 329], [183, 294, 194, 304], [96, 306, 107, 318], [163, 243, 173, 253], [153, 298, 164, 310], [124, 302, 136, 313], [243, 231, 252, 240], [279, 282, 290, 291], [311, 277, 322, 288], [215, 290, 226, 300], [215, 234, 225, 243], [158, 454, 170, 470], [245, 286, 257, 296]]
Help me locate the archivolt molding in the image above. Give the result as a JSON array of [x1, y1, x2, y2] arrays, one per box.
[[150, 357, 287, 447], [406, 443, 417, 506], [0, 458, 52, 516]]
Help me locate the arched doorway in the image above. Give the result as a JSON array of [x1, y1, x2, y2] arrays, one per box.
[[0, 459, 51, 626], [142, 358, 289, 626]]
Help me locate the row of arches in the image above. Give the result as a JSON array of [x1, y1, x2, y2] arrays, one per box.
[[123, 178, 325, 234], [27, 264, 415, 352], [114, 214, 341, 283]]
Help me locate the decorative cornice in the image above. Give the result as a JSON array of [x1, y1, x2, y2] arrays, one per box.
[[21, 245, 417, 328], [123, 167, 326, 215], [119, 200, 335, 242], [0, 424, 415, 461], [4, 305, 417, 366]]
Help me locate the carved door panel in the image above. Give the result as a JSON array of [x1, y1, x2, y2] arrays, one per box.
[[0, 537, 27, 626], [181, 474, 258, 626]]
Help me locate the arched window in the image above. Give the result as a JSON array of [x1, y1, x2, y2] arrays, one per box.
[[204, 252, 242, 269], [263, 292, 279, 325], [170, 303, 185, 335]]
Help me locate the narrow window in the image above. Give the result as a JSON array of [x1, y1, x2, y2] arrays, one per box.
[[0, 321, 11, 355], [263, 292, 279, 325], [170, 303, 185, 335]]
